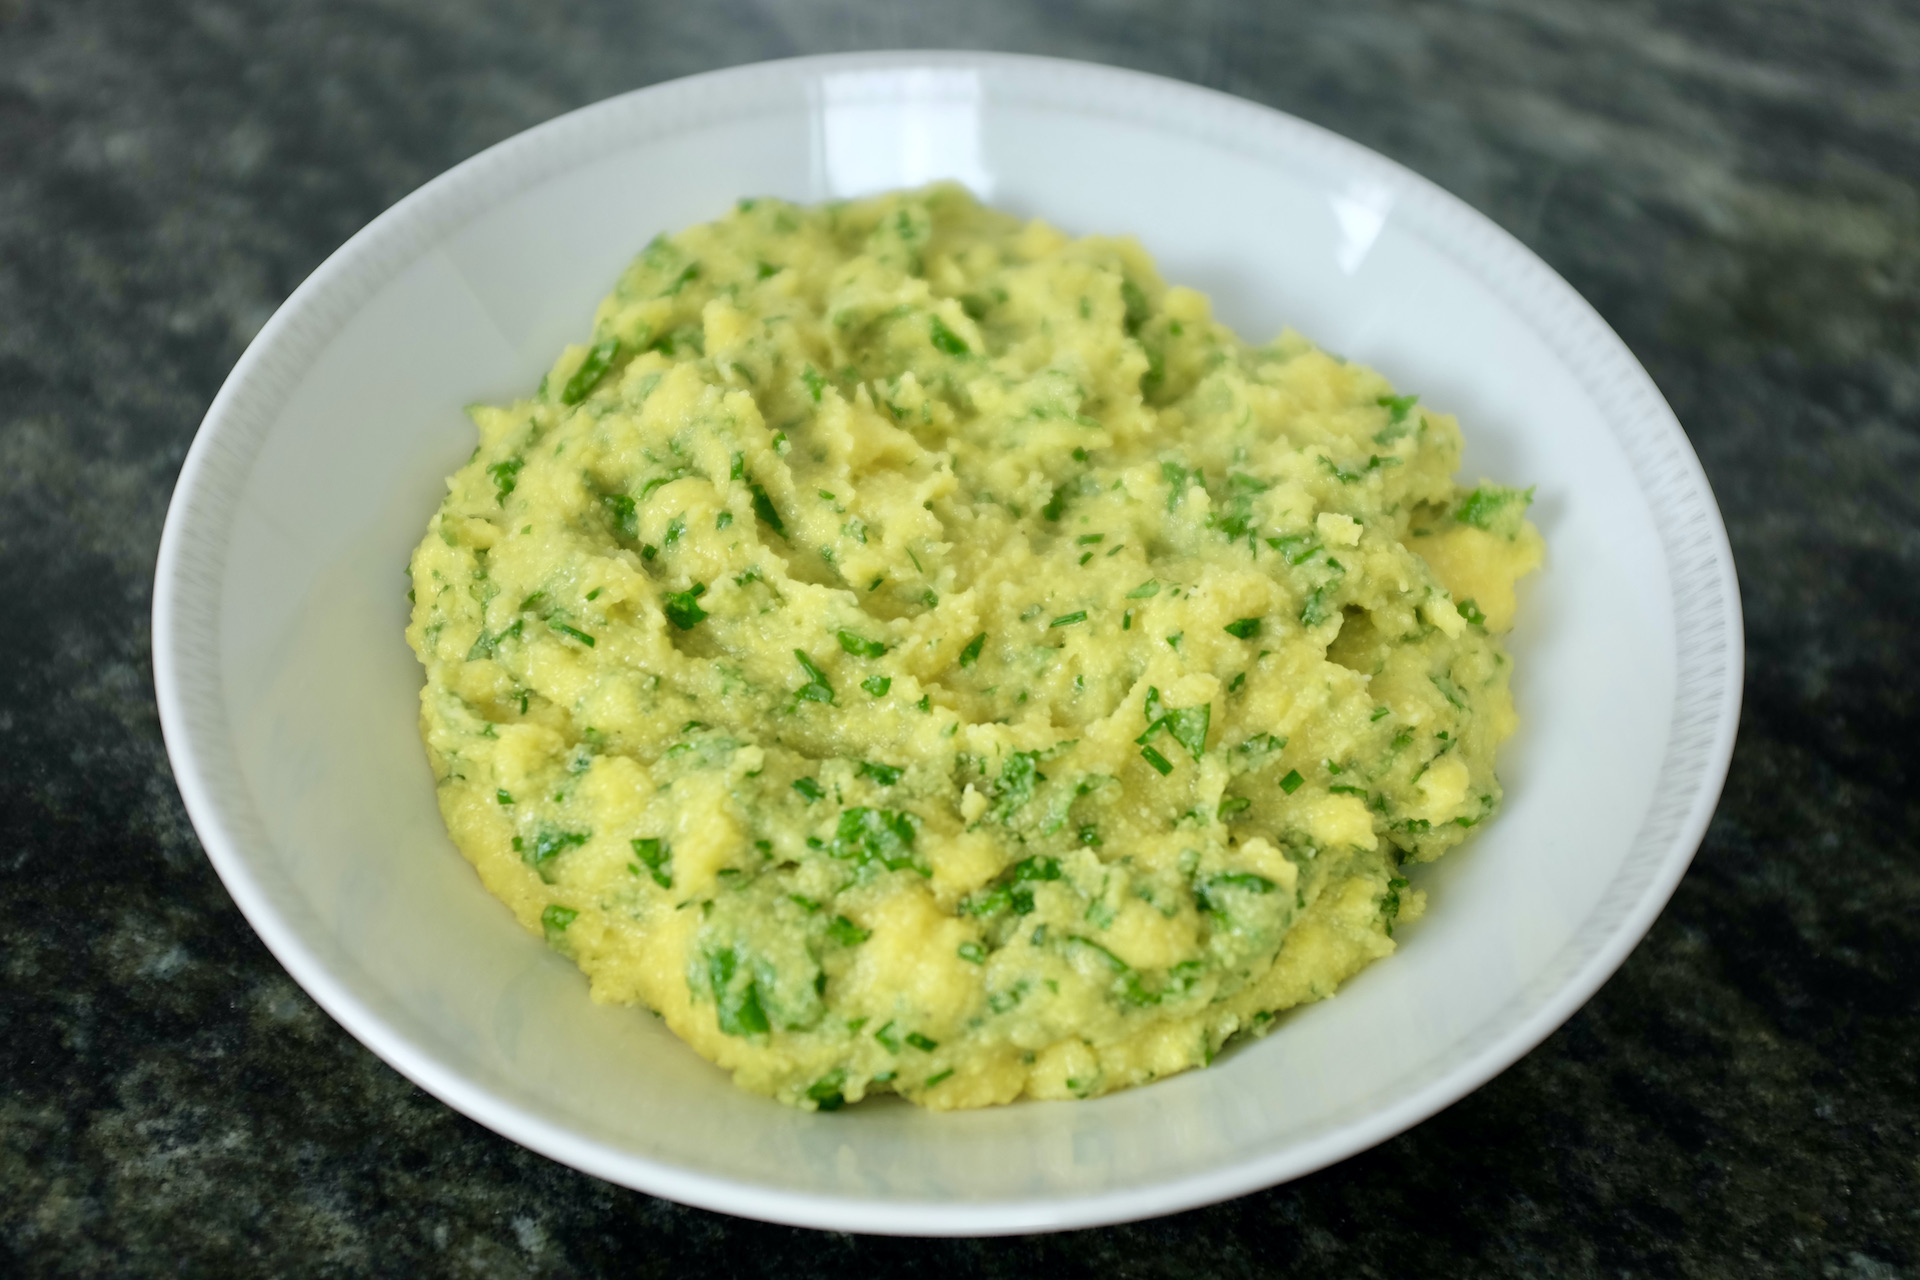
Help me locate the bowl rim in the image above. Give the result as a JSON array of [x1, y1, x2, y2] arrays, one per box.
[[153, 49, 1744, 1235]]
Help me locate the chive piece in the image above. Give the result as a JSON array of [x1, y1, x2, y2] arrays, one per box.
[[496, 789, 514, 806], [827, 915, 871, 946], [1141, 745, 1175, 776], [862, 675, 891, 697], [1224, 617, 1261, 639], [1457, 598, 1487, 626], [631, 837, 671, 888], [1122, 610, 1133, 630], [957, 941, 986, 965], [924, 1069, 954, 1088], [793, 650, 834, 704], [915, 695, 931, 712], [1127, 579, 1161, 599], [1372, 705, 1391, 722], [838, 630, 887, 658], [1050, 611, 1088, 628], [801, 366, 827, 402], [905, 1032, 939, 1052], [958, 633, 986, 667], [1076, 534, 1104, 545], [550, 621, 596, 647], [1218, 796, 1252, 819], [874, 1021, 903, 1053], [562, 339, 620, 405], [792, 777, 826, 804], [1228, 672, 1246, 693], [929, 316, 970, 355], [662, 582, 708, 630], [715, 511, 733, 530], [1279, 769, 1304, 794]]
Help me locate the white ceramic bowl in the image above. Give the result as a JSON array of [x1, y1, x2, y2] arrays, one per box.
[[153, 52, 1742, 1235]]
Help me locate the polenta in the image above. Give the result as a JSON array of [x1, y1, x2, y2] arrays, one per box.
[[406, 185, 1543, 1111]]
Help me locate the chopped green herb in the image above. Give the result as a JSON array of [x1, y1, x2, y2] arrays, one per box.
[[1453, 484, 1535, 536], [487, 456, 524, 506], [874, 1021, 903, 1053], [805, 1072, 846, 1111], [524, 828, 589, 877], [801, 366, 828, 402], [662, 582, 708, 630], [837, 630, 888, 658], [1127, 579, 1161, 599], [1141, 745, 1175, 776], [861, 675, 892, 697], [929, 315, 970, 355], [1224, 617, 1261, 639], [905, 1032, 939, 1052], [550, 621, 596, 647], [630, 837, 671, 888], [858, 760, 903, 786], [707, 946, 770, 1037], [828, 807, 920, 873], [1371, 705, 1391, 722], [1279, 769, 1305, 794], [958, 632, 987, 667], [496, 789, 513, 806], [749, 483, 787, 537], [1050, 611, 1088, 628], [792, 777, 826, 804], [958, 941, 986, 965], [827, 915, 871, 946], [562, 339, 620, 405], [540, 904, 578, 943], [1076, 534, 1105, 545], [792, 650, 834, 703], [1457, 598, 1487, 626]]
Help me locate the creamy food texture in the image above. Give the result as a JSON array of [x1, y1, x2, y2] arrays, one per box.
[[406, 184, 1543, 1110]]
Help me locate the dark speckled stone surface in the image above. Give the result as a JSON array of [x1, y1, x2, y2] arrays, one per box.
[[3, 0, 1916, 1273]]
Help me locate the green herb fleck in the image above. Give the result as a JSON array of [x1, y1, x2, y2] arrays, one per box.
[[827, 915, 871, 946], [837, 630, 887, 658], [630, 837, 671, 888], [1050, 611, 1088, 628], [793, 650, 834, 704], [1279, 769, 1305, 794], [958, 632, 987, 667], [663, 582, 708, 630], [862, 675, 892, 697], [1224, 617, 1261, 639], [929, 316, 970, 355], [562, 340, 620, 405], [792, 777, 826, 804]]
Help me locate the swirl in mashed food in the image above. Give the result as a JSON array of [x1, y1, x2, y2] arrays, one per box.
[[406, 185, 1543, 1111]]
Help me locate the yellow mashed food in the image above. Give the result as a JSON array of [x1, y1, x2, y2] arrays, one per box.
[[406, 184, 1543, 1111]]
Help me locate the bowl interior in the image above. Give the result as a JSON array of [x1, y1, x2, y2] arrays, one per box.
[[156, 54, 1739, 1235]]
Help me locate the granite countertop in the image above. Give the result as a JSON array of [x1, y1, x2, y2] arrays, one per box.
[[2, 0, 1915, 1273]]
